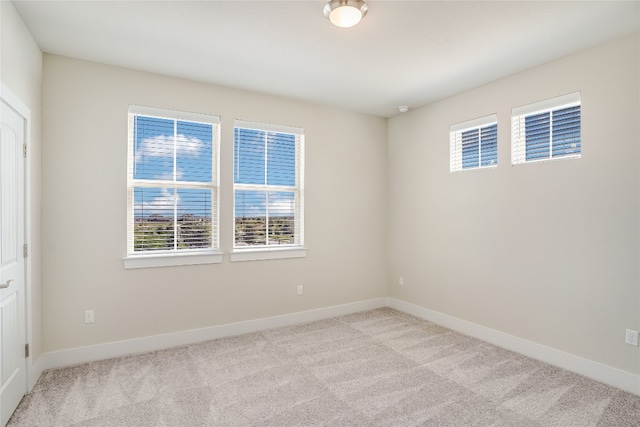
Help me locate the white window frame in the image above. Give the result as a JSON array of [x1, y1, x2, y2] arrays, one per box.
[[512, 91, 581, 165], [124, 105, 221, 269], [450, 114, 498, 172], [230, 119, 305, 262]]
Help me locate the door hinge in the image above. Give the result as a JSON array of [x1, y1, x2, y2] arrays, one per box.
[[25, 343, 30, 358], [23, 144, 27, 157], [23, 244, 28, 258]]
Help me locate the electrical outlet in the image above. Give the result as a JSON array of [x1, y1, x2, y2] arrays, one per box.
[[625, 329, 638, 346], [84, 310, 94, 324], [297, 285, 304, 295], [399, 276, 404, 286]]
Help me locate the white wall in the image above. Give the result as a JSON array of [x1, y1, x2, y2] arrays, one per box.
[[388, 34, 640, 375], [41, 55, 388, 352], [1, 1, 43, 364]]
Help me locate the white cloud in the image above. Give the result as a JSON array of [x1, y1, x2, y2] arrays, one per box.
[[236, 203, 265, 217], [154, 168, 185, 181], [235, 193, 295, 217], [134, 188, 179, 215], [269, 198, 294, 215], [135, 134, 204, 162]]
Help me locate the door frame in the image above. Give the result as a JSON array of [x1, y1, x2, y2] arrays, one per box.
[[1, 83, 33, 392]]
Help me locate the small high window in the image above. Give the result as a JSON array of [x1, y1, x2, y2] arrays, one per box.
[[512, 92, 581, 165], [450, 114, 498, 172]]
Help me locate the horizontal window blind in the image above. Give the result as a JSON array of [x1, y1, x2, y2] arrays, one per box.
[[512, 92, 581, 165], [450, 114, 497, 172], [127, 106, 220, 255], [233, 120, 304, 249]]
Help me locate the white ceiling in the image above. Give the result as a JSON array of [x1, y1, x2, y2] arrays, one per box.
[[12, 0, 640, 117]]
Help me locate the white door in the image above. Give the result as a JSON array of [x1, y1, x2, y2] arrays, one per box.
[[0, 99, 26, 426]]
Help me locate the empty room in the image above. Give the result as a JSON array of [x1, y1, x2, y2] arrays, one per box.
[[1, 0, 639, 425]]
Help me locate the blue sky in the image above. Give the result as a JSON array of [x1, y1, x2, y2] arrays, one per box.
[[133, 116, 212, 218], [525, 105, 581, 160], [133, 116, 297, 219], [462, 123, 497, 169], [234, 127, 296, 218]]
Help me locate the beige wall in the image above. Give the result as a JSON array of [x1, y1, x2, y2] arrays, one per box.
[[11, 5, 639, 379], [1, 2, 43, 362], [41, 55, 388, 352], [388, 34, 640, 374]]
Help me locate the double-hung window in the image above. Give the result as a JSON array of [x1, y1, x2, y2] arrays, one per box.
[[125, 106, 220, 268], [512, 92, 581, 165], [450, 114, 498, 172], [232, 120, 305, 261]]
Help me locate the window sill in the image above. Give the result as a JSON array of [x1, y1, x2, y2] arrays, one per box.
[[123, 251, 223, 269], [230, 247, 307, 262], [512, 153, 581, 166]]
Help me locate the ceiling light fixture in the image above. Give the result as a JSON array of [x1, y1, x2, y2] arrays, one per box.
[[324, 0, 368, 28]]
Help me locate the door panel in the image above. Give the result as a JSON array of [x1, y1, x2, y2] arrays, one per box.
[[0, 100, 26, 427]]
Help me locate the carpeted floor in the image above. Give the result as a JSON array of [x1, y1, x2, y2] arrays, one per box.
[[7, 308, 640, 426]]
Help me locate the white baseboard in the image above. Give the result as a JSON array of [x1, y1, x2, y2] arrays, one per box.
[[388, 297, 640, 396], [39, 297, 388, 372], [32, 296, 639, 397]]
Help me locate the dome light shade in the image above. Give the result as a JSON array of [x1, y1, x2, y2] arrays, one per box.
[[324, 0, 368, 28]]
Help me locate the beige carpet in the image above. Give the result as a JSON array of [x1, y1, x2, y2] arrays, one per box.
[[8, 308, 640, 426]]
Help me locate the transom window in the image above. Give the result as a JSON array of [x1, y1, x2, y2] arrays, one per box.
[[126, 106, 220, 261], [512, 92, 581, 165], [450, 114, 498, 172], [233, 120, 304, 250]]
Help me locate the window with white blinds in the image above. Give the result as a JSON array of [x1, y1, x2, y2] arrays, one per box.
[[127, 106, 220, 259], [450, 114, 498, 172], [233, 120, 304, 250], [512, 92, 581, 165]]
